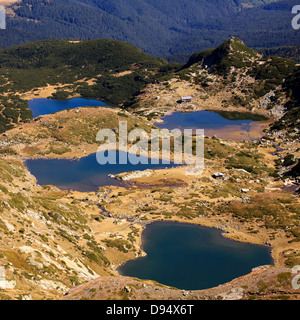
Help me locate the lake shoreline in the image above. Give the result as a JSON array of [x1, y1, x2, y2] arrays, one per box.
[[117, 220, 274, 290], [24, 150, 180, 192], [28, 97, 109, 118], [116, 218, 275, 274]]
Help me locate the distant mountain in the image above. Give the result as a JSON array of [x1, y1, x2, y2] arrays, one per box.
[[260, 46, 300, 63], [1, 0, 300, 57]]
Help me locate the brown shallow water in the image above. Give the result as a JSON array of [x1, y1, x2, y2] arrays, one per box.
[[204, 121, 272, 141]]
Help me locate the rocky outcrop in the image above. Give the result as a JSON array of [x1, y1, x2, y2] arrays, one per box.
[[113, 170, 152, 181]]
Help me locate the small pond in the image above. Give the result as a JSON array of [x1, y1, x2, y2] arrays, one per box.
[[28, 98, 108, 118]]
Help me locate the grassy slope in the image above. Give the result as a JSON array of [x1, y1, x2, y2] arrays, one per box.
[[1, 106, 154, 158]]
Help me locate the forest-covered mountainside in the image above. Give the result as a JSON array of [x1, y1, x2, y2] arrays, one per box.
[[1, 0, 299, 57], [0, 38, 167, 132]]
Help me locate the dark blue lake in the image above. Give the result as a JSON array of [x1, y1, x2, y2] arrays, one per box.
[[25, 151, 176, 192], [155, 110, 266, 131], [118, 221, 274, 290], [29, 98, 108, 118]]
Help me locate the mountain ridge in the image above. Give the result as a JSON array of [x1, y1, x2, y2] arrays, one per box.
[[1, 0, 299, 57]]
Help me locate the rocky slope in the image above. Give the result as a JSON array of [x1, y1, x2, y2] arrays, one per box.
[[61, 266, 300, 300], [0, 155, 147, 300], [130, 37, 296, 121]]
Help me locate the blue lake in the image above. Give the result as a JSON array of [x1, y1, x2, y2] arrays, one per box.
[[25, 151, 177, 192], [155, 110, 266, 131], [118, 221, 274, 290], [29, 98, 108, 118]]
